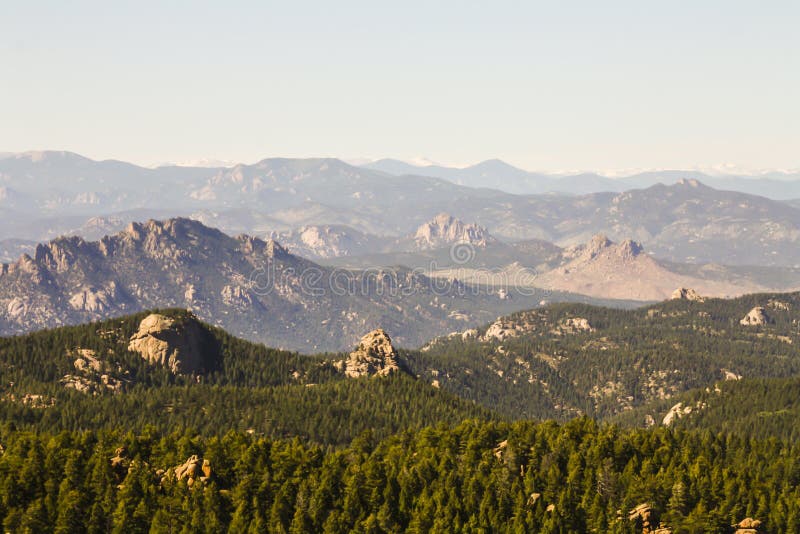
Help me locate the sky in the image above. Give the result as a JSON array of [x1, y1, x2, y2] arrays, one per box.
[[0, 1, 798, 172]]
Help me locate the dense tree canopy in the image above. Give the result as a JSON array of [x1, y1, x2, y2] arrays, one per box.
[[0, 420, 792, 533]]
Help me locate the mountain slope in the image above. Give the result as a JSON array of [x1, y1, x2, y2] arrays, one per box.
[[272, 224, 386, 259], [615, 376, 800, 442], [410, 291, 800, 419], [0, 309, 492, 444], [0, 218, 560, 352], [403, 234, 772, 301], [533, 234, 766, 300]]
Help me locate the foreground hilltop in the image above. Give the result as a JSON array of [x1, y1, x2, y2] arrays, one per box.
[[0, 308, 487, 443]]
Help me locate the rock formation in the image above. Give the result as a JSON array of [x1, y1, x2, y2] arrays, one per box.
[[341, 329, 401, 378], [662, 402, 689, 426], [536, 234, 761, 301], [5, 297, 26, 320], [274, 224, 384, 259], [557, 317, 593, 334], [68, 282, 122, 312], [128, 313, 209, 374], [740, 307, 770, 326], [483, 320, 521, 342], [629, 503, 671, 533], [58, 348, 126, 395], [671, 287, 704, 302], [167, 455, 212, 486], [221, 285, 255, 307], [109, 447, 130, 481], [412, 213, 493, 250], [662, 401, 707, 426], [733, 517, 762, 533]]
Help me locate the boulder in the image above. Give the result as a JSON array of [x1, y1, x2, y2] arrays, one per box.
[[629, 503, 669, 533], [128, 313, 209, 374], [733, 517, 762, 533], [6, 297, 26, 319], [343, 329, 400, 378], [169, 455, 212, 486], [110, 447, 129, 478], [740, 307, 770, 326], [671, 287, 704, 302]]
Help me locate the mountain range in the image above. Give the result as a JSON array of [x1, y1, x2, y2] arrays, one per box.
[[1, 217, 632, 352], [4, 151, 800, 270], [365, 157, 800, 198]]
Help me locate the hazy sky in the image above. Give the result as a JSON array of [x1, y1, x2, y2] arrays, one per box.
[[1, 1, 798, 171]]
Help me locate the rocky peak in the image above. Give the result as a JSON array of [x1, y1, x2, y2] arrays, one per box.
[[341, 329, 401, 378], [617, 239, 644, 259], [123, 218, 218, 244], [7, 253, 50, 285], [578, 234, 614, 260], [34, 237, 91, 272], [114, 218, 234, 262], [127, 313, 211, 374], [265, 239, 289, 259], [413, 213, 492, 249], [236, 234, 264, 255], [671, 287, 704, 302], [578, 234, 642, 261], [584, 234, 613, 257], [675, 178, 702, 188]]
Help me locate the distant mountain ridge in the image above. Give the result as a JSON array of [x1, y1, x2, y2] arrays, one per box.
[[365, 157, 800, 198], [5, 151, 800, 268]]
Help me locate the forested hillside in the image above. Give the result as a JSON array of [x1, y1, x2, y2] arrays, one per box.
[[616, 376, 800, 442], [410, 291, 800, 419], [0, 419, 790, 532], [2, 296, 800, 532], [5, 293, 800, 437], [0, 309, 490, 444]]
